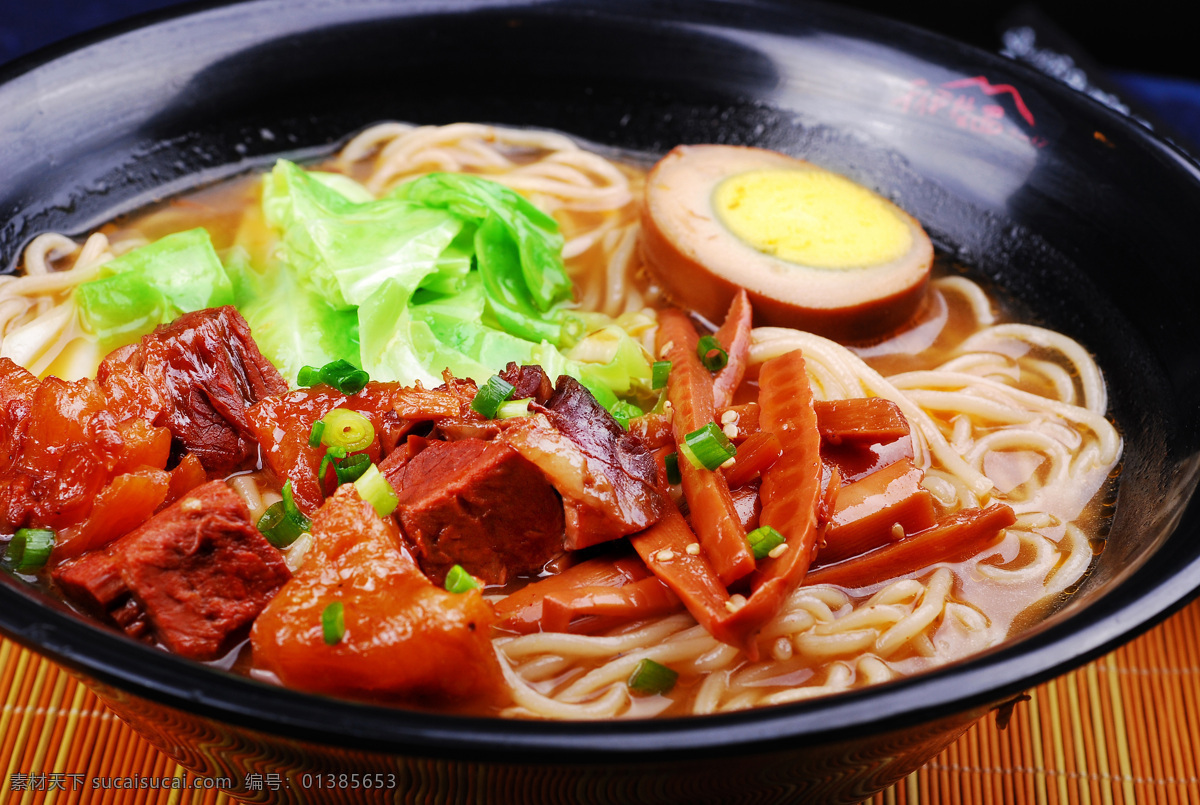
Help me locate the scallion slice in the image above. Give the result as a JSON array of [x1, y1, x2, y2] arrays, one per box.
[[651, 360, 672, 390], [746, 525, 786, 559], [321, 601, 345, 645], [307, 420, 326, 448], [297, 359, 369, 394], [296, 365, 322, 387], [696, 335, 728, 372], [609, 401, 642, 430], [496, 398, 533, 419], [319, 408, 374, 453], [444, 564, 480, 594], [665, 452, 682, 485], [256, 502, 306, 548], [680, 422, 737, 470], [353, 464, 399, 518], [628, 658, 678, 695], [470, 375, 515, 419], [333, 452, 372, 484], [257, 480, 311, 549], [6, 528, 55, 573]]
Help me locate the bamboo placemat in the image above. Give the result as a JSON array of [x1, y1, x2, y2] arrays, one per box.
[[4, 599, 1200, 805]]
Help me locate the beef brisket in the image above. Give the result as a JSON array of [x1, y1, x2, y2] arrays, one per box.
[[53, 480, 291, 661], [389, 438, 564, 585], [110, 306, 288, 475]]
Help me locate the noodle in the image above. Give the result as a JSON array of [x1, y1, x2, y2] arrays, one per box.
[[1, 122, 1123, 719]]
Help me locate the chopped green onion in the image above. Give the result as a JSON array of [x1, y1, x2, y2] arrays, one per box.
[[665, 452, 682, 485], [307, 420, 326, 448], [609, 400, 642, 430], [296, 365, 321, 387], [257, 480, 311, 549], [746, 525, 786, 559], [6, 528, 55, 573], [319, 408, 375, 453], [496, 398, 533, 419], [651, 360, 672, 390], [354, 464, 399, 518], [444, 564, 480, 594], [333, 452, 372, 484], [298, 359, 369, 395], [679, 422, 737, 471], [470, 375, 515, 419], [696, 335, 729, 372], [257, 502, 306, 548], [281, 480, 306, 523], [321, 601, 346, 645], [628, 658, 678, 695]]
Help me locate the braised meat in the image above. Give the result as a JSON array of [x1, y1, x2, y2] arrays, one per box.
[[389, 438, 565, 585], [53, 481, 291, 661], [251, 486, 502, 704], [0, 361, 173, 535], [502, 376, 665, 549], [109, 306, 288, 475], [498, 362, 554, 405]]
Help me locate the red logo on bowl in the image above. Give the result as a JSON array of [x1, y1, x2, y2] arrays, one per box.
[[891, 76, 1049, 149]]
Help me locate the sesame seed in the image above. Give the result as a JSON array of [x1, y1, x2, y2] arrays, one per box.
[[720, 410, 738, 425], [891, 523, 905, 540], [659, 340, 675, 359], [180, 498, 202, 512], [686, 543, 701, 556], [657, 549, 675, 562], [722, 423, 738, 439], [720, 456, 736, 469], [724, 593, 748, 614], [772, 637, 794, 661], [768, 543, 789, 559]]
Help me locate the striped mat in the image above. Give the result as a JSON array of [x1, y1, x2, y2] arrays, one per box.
[[4, 599, 1200, 805]]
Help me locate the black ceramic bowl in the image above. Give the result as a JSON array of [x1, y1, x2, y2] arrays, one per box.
[[3, 1, 1200, 803]]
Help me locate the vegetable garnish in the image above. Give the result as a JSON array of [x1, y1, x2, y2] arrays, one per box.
[[319, 409, 375, 452], [321, 601, 346, 645], [679, 422, 738, 471], [444, 564, 481, 594], [5, 528, 55, 573], [609, 401, 643, 431], [334, 452, 372, 484], [470, 374, 516, 419], [297, 359, 370, 394], [696, 335, 729, 372], [627, 658, 679, 695], [665, 452, 682, 486], [496, 398, 533, 419], [75, 228, 234, 350], [651, 360, 672, 390], [746, 525, 786, 560], [307, 420, 326, 448], [353, 464, 399, 518], [257, 480, 312, 549]]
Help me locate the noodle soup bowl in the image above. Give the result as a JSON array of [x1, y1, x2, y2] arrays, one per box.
[[2, 1, 1199, 802]]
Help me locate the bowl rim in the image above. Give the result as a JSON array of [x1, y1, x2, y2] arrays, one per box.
[[3, 0, 1200, 763]]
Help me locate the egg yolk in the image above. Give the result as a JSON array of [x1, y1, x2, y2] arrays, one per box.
[[712, 169, 912, 270]]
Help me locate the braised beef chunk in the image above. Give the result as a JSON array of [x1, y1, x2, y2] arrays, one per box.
[[543, 376, 665, 543], [53, 481, 291, 661], [498, 362, 554, 405], [501, 377, 666, 550], [390, 438, 564, 585], [112, 306, 288, 475]]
